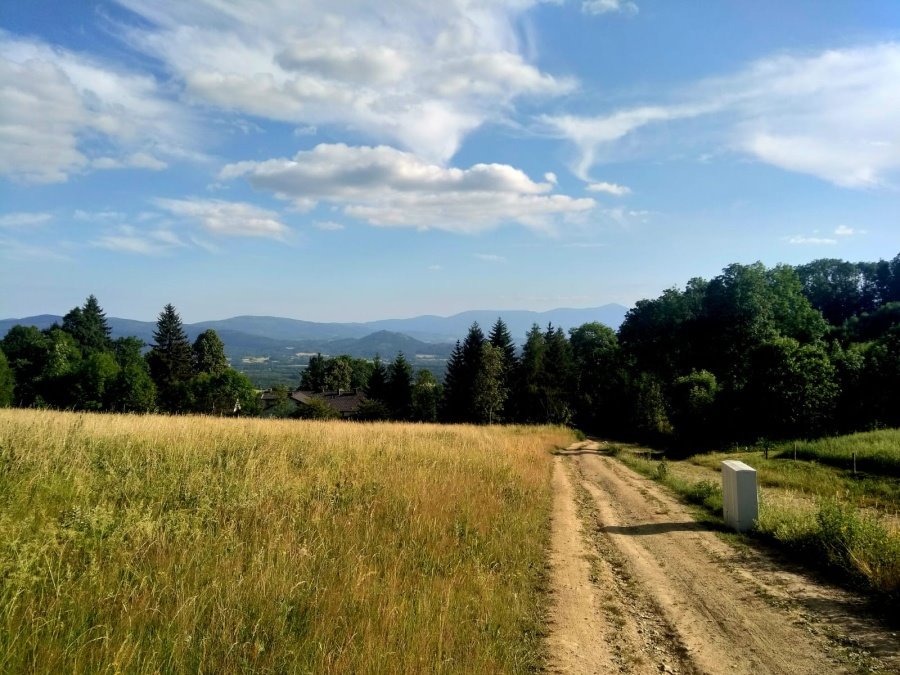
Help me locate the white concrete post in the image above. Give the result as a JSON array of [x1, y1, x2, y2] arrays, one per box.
[[721, 460, 758, 532]]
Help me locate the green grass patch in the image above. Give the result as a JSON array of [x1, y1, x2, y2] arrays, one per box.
[[614, 448, 900, 601], [689, 451, 900, 515], [771, 429, 900, 478]]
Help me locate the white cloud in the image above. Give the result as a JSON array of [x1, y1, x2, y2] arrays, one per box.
[[313, 220, 345, 231], [92, 152, 168, 171], [0, 212, 52, 228], [73, 209, 127, 222], [544, 171, 558, 184], [475, 253, 506, 263], [111, 0, 574, 163], [155, 198, 289, 239], [587, 181, 631, 196], [834, 225, 864, 236], [582, 0, 638, 16], [221, 143, 594, 233], [0, 32, 195, 183], [543, 43, 900, 188], [0, 236, 71, 261], [428, 264, 443, 271], [787, 235, 837, 245], [93, 225, 186, 255]]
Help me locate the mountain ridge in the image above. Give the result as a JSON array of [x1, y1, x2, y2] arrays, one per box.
[[0, 304, 628, 346]]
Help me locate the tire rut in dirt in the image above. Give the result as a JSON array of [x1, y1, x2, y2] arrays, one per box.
[[574, 451, 850, 675]]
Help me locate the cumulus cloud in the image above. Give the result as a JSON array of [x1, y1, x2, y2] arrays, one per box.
[[0, 32, 195, 183], [587, 181, 631, 196], [543, 43, 900, 188], [155, 198, 289, 239], [0, 212, 52, 228], [221, 143, 595, 233], [834, 225, 863, 236], [111, 0, 574, 162], [582, 0, 638, 16]]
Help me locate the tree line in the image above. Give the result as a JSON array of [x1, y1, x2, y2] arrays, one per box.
[[0, 298, 259, 415], [1, 253, 898, 448], [329, 254, 900, 447]]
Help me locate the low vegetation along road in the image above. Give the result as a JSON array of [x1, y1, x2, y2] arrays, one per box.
[[546, 441, 899, 675]]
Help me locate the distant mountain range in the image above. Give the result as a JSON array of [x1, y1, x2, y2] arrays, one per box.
[[0, 304, 629, 360]]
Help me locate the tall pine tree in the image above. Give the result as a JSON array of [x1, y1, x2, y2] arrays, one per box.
[[488, 317, 518, 421], [63, 295, 112, 353], [440, 340, 465, 422], [147, 304, 193, 412], [385, 353, 414, 420]]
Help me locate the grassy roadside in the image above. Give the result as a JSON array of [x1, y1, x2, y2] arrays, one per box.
[[0, 409, 574, 673], [610, 443, 900, 603]]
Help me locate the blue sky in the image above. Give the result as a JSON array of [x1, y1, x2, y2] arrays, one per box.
[[1, 0, 898, 322]]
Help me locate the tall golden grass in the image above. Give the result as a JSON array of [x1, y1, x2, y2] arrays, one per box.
[[0, 409, 573, 673]]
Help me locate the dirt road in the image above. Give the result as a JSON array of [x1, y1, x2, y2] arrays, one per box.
[[544, 441, 899, 674]]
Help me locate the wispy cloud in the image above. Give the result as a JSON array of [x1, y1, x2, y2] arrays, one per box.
[[155, 198, 289, 239], [0, 32, 196, 183], [834, 225, 865, 237], [313, 220, 345, 231], [787, 235, 837, 245], [543, 43, 900, 188], [93, 225, 186, 255], [0, 212, 52, 228], [474, 253, 507, 263], [582, 0, 638, 16], [587, 181, 631, 196]]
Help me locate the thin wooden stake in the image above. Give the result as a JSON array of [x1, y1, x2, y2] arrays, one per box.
[[853, 452, 857, 476]]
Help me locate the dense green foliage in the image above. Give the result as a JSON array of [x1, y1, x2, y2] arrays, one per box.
[[0, 297, 256, 416], [3, 254, 898, 437]]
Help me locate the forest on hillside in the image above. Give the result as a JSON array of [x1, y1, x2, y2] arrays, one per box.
[[1, 254, 899, 447]]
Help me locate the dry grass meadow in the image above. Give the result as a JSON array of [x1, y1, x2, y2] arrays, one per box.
[[0, 409, 574, 673]]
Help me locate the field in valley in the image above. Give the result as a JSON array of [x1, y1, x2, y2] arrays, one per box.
[[0, 409, 572, 673]]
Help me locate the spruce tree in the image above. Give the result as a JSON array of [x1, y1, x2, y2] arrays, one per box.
[[440, 341, 465, 422], [515, 324, 546, 423], [147, 304, 193, 412], [488, 317, 518, 421], [366, 355, 388, 402], [385, 352, 414, 420], [62, 295, 112, 353]]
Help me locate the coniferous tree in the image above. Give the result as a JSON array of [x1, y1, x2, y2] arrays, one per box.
[[440, 341, 465, 422], [147, 304, 193, 412], [488, 317, 518, 421], [192, 329, 228, 376], [455, 322, 486, 422], [385, 353, 414, 420], [366, 355, 388, 402], [514, 324, 546, 423], [541, 325, 575, 424], [63, 295, 112, 353]]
